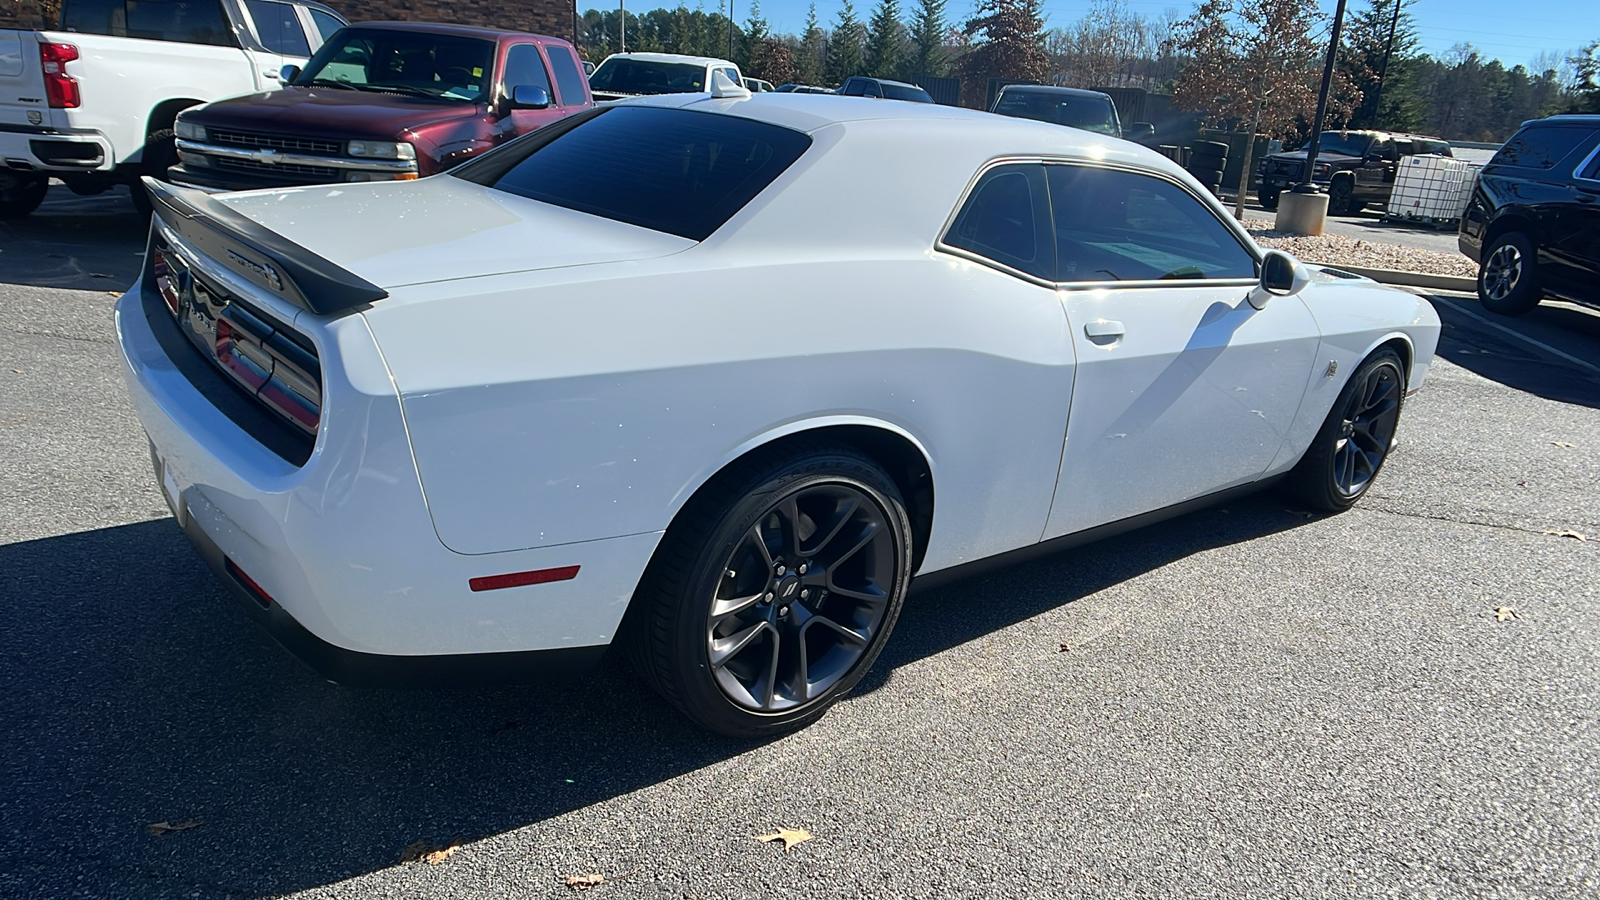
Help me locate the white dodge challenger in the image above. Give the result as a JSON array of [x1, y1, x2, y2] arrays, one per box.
[[117, 85, 1441, 735]]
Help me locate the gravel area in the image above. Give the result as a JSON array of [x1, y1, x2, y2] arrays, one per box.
[[1243, 216, 1479, 279]]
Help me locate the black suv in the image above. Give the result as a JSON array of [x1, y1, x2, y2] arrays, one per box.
[[1459, 116, 1600, 316], [1257, 130, 1451, 214]]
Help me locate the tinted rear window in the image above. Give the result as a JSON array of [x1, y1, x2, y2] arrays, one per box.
[[882, 83, 932, 103], [61, 0, 233, 46], [994, 91, 1116, 135], [1491, 125, 1596, 169], [589, 58, 708, 94], [454, 106, 812, 241]]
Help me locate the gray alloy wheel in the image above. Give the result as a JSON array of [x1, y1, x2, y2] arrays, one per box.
[[1478, 231, 1542, 316]]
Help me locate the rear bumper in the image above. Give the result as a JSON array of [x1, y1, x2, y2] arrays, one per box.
[[0, 127, 115, 172]]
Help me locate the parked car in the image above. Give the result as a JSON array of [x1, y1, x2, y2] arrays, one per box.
[[1256, 130, 1452, 214], [166, 22, 592, 192], [743, 77, 775, 92], [0, 0, 345, 216], [836, 76, 932, 103], [587, 52, 740, 102], [119, 93, 1439, 736], [775, 83, 834, 94], [989, 84, 1123, 138], [1458, 114, 1600, 315]]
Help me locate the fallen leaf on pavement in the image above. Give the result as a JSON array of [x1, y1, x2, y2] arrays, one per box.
[[400, 840, 461, 865], [564, 873, 605, 890], [1494, 606, 1520, 622], [10, 369, 20, 374], [755, 827, 814, 852], [1552, 441, 1574, 448], [146, 820, 199, 836], [1058, 643, 1071, 652], [108, 291, 122, 298], [1541, 529, 1587, 541]]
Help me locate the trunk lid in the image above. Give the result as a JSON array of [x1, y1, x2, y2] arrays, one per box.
[[215, 174, 694, 290], [0, 30, 55, 132]]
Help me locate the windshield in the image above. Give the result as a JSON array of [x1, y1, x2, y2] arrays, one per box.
[[295, 28, 495, 102], [1310, 132, 1375, 156], [882, 83, 933, 103], [589, 58, 709, 95], [993, 90, 1118, 136]]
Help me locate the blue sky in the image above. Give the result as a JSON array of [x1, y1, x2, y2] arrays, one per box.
[[594, 0, 1596, 71]]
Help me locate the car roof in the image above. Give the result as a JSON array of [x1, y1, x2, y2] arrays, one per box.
[[603, 52, 737, 68], [1523, 114, 1600, 127], [348, 21, 558, 42], [847, 76, 924, 89], [999, 85, 1112, 99]]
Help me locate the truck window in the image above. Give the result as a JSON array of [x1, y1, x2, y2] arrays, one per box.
[[502, 44, 553, 96], [307, 8, 344, 44], [544, 44, 588, 106], [245, 0, 309, 56], [61, 0, 234, 47]]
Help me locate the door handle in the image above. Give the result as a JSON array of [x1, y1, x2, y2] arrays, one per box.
[[1084, 319, 1125, 341]]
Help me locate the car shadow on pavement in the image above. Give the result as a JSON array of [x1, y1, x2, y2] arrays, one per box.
[[1428, 295, 1600, 410], [0, 184, 148, 292], [0, 495, 1312, 897]]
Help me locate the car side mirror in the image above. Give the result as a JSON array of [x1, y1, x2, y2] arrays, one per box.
[[502, 85, 550, 115], [280, 64, 302, 84], [1126, 122, 1155, 142], [1249, 250, 1311, 309]]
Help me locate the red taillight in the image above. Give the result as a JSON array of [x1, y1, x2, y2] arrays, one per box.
[[225, 558, 274, 608], [152, 248, 179, 314], [40, 42, 80, 109], [469, 566, 581, 592]]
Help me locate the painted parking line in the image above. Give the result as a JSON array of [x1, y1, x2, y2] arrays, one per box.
[[1430, 294, 1600, 379]]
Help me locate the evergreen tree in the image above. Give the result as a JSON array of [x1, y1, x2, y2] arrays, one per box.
[[863, 0, 906, 80], [796, 3, 827, 85], [959, 0, 1049, 106], [1338, 0, 1423, 131], [826, 0, 867, 85], [742, 0, 770, 67], [903, 0, 948, 80], [1573, 40, 1600, 113]]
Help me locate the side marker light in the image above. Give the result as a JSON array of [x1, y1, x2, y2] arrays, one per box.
[[469, 565, 581, 592]]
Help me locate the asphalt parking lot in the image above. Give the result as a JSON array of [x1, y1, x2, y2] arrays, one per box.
[[2, 186, 1597, 899]]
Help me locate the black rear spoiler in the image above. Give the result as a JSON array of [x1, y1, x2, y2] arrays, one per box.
[[142, 177, 388, 316]]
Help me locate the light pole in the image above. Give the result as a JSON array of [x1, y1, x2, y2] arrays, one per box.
[[1278, 0, 1349, 235], [620, 0, 626, 53], [1371, 0, 1405, 128], [728, 0, 735, 60]]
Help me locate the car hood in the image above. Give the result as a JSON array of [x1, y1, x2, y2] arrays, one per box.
[[216, 176, 695, 289], [186, 87, 481, 141]]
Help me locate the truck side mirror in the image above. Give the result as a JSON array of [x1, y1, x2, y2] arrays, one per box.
[[500, 85, 551, 117], [1126, 122, 1155, 143], [280, 64, 302, 84]]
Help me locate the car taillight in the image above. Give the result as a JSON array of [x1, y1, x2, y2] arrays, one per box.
[[214, 306, 321, 436], [152, 247, 180, 314], [40, 42, 80, 109]]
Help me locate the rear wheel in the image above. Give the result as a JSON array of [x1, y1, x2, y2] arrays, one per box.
[[131, 127, 179, 216], [1478, 231, 1542, 316], [627, 444, 913, 736], [0, 172, 48, 219], [1286, 348, 1406, 512]]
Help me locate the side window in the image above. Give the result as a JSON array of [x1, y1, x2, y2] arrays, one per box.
[[1047, 165, 1256, 283], [307, 8, 345, 44], [1578, 142, 1600, 181], [1492, 126, 1596, 170], [545, 44, 588, 105], [1377, 139, 1397, 160], [245, 0, 309, 56], [1394, 140, 1414, 157], [943, 164, 1052, 279], [502, 43, 553, 97], [62, 0, 233, 46]]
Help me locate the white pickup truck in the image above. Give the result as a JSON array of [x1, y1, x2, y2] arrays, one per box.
[[0, 0, 345, 217]]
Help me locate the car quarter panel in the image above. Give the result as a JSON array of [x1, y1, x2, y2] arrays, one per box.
[[362, 253, 1077, 570]]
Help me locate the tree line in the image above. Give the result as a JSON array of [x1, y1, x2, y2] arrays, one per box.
[[579, 0, 1597, 142]]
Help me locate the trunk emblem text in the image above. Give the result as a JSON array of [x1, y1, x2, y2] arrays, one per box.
[[226, 250, 284, 292]]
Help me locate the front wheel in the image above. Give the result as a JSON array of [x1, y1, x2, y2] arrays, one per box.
[[1328, 176, 1355, 215], [1478, 231, 1542, 316], [627, 444, 913, 736], [0, 172, 48, 219], [1286, 348, 1406, 512], [1258, 184, 1281, 210]]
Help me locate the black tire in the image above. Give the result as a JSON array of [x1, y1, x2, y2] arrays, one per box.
[[0, 172, 48, 219], [1477, 231, 1542, 316], [1258, 184, 1281, 210], [1187, 161, 1226, 179], [1286, 348, 1406, 512], [130, 126, 178, 216], [626, 442, 913, 737], [1191, 140, 1229, 158], [1328, 176, 1355, 215]]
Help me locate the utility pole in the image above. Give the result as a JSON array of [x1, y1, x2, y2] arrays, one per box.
[[1371, 0, 1404, 128], [728, 0, 735, 60], [620, 0, 626, 53], [1296, 0, 1349, 193]]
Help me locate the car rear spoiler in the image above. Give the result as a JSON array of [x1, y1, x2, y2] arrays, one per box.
[[142, 177, 388, 316]]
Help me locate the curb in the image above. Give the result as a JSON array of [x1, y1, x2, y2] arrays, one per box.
[[1310, 263, 1476, 293]]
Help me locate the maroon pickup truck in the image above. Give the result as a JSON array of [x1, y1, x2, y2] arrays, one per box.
[[168, 22, 592, 192]]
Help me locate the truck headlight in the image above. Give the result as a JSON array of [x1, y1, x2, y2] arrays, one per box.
[[174, 118, 205, 142], [1314, 163, 1332, 176], [347, 141, 416, 160]]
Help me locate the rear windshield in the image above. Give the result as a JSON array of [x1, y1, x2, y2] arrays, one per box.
[[882, 83, 932, 103], [589, 58, 708, 95], [994, 91, 1116, 135], [61, 0, 233, 46], [453, 106, 812, 241], [294, 28, 495, 102]]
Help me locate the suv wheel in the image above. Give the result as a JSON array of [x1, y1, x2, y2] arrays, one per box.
[[1478, 231, 1542, 316]]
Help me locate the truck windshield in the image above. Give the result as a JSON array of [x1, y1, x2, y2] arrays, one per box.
[[993, 91, 1118, 136], [589, 58, 709, 95], [1311, 133, 1375, 157], [295, 28, 495, 102]]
